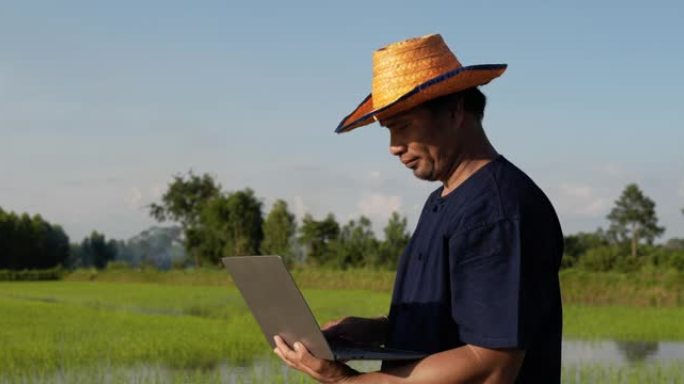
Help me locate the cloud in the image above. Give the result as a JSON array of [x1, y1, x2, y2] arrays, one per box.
[[357, 193, 402, 220], [125, 187, 144, 210], [150, 184, 165, 200], [551, 183, 610, 217], [368, 170, 382, 180], [560, 183, 592, 198], [596, 164, 626, 178]]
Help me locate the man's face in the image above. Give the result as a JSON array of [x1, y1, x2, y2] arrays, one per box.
[[381, 106, 461, 182]]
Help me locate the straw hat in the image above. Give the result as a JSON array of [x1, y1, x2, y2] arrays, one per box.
[[335, 34, 507, 134]]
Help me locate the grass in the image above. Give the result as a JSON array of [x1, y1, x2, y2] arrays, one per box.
[[0, 281, 388, 375], [560, 363, 684, 384], [559, 268, 684, 307], [63, 266, 684, 307], [4, 361, 684, 384], [2, 269, 684, 382], [564, 305, 684, 340]]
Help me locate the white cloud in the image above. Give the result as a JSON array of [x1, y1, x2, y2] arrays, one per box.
[[596, 164, 626, 178], [560, 183, 592, 198], [150, 184, 165, 200], [368, 170, 381, 180], [357, 193, 402, 220], [552, 183, 610, 217], [125, 187, 143, 210]]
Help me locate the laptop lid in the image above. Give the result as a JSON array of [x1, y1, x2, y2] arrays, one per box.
[[222, 255, 335, 360]]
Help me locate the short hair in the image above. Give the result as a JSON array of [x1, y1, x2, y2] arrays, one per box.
[[421, 87, 487, 120]]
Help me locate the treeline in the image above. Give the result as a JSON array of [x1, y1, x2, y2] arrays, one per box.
[[148, 171, 410, 269], [0, 208, 69, 270], [562, 183, 684, 272], [2, 172, 683, 273]]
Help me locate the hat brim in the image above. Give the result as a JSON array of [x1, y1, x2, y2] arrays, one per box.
[[335, 64, 507, 134]]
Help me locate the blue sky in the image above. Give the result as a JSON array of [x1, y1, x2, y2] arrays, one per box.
[[1, 1, 683, 242]]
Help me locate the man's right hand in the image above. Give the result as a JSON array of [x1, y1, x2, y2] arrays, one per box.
[[321, 316, 388, 347]]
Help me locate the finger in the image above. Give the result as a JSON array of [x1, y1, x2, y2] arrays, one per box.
[[273, 335, 292, 353], [273, 347, 297, 369], [273, 336, 298, 361], [294, 342, 324, 371]]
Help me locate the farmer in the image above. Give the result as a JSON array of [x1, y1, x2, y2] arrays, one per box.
[[273, 34, 564, 384]]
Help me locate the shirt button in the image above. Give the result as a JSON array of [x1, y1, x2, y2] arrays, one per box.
[[432, 205, 438, 212], [417, 252, 423, 261]]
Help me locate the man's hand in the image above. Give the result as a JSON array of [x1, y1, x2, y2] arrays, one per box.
[[273, 335, 359, 384], [321, 316, 388, 347]]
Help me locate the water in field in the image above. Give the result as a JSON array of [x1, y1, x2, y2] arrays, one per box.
[[3, 341, 682, 384], [563, 339, 684, 365]]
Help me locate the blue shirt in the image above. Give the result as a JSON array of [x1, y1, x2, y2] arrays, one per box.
[[382, 155, 563, 383]]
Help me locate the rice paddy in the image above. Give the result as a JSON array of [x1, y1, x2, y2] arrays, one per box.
[[1, 271, 683, 383]]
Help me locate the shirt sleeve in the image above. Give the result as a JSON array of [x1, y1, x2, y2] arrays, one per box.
[[447, 218, 530, 349]]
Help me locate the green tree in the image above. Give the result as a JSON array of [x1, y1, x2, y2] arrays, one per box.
[[562, 229, 609, 268], [200, 188, 264, 263], [607, 183, 665, 258], [77, 231, 117, 269], [298, 213, 339, 265], [664, 238, 684, 251], [261, 200, 297, 265], [0, 207, 69, 270], [115, 226, 185, 269], [0, 207, 10, 269], [377, 212, 411, 269], [148, 171, 221, 267], [331, 216, 379, 268]]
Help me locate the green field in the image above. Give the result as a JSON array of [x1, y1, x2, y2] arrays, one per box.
[[2, 271, 684, 383]]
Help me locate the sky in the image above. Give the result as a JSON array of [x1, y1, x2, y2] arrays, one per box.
[[1, 0, 683, 242]]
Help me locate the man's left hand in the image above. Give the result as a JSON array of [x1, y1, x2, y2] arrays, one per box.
[[273, 335, 359, 384]]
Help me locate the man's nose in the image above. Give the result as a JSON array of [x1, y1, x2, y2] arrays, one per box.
[[389, 136, 407, 157]]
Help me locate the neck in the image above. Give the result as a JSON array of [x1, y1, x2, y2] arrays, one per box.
[[440, 123, 498, 196]]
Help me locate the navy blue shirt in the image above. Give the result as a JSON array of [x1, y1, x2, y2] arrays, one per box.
[[382, 155, 563, 383]]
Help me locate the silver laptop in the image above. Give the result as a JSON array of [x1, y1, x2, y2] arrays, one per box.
[[222, 255, 426, 361]]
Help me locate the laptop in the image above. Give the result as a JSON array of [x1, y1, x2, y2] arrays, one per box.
[[222, 255, 426, 361]]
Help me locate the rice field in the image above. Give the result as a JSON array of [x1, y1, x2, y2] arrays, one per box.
[[1, 274, 683, 383]]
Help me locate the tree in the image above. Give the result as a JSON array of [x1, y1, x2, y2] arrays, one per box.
[[148, 171, 221, 267], [76, 231, 117, 269], [0, 207, 11, 270], [562, 229, 609, 268], [664, 238, 684, 251], [331, 216, 379, 268], [298, 213, 339, 265], [0, 208, 68, 270], [200, 188, 264, 263], [261, 200, 297, 266], [115, 226, 185, 269], [607, 183, 665, 258], [377, 212, 411, 269]]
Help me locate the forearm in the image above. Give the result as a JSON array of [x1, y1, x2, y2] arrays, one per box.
[[344, 345, 523, 384]]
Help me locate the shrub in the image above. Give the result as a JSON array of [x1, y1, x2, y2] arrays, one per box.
[[577, 246, 621, 272]]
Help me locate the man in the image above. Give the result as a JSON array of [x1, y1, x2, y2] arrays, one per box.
[[274, 34, 564, 384]]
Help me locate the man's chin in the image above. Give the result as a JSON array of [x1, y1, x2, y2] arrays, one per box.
[[412, 168, 437, 181]]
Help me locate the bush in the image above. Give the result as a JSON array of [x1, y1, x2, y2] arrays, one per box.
[[106, 261, 132, 271], [0, 267, 64, 281], [641, 248, 684, 272], [613, 256, 642, 273], [577, 246, 621, 272]]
